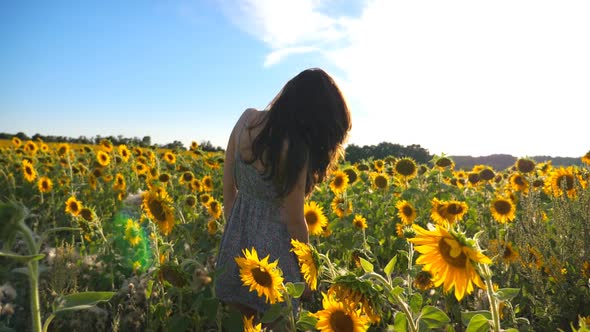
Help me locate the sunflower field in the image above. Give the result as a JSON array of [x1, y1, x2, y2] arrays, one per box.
[[1, 137, 590, 332]]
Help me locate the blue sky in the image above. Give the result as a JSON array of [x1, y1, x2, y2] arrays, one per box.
[[1, 0, 589, 158]]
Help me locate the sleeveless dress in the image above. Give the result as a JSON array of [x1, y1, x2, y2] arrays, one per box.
[[215, 115, 302, 314]]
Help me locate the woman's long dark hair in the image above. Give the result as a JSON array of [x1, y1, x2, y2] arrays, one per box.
[[247, 68, 351, 197]]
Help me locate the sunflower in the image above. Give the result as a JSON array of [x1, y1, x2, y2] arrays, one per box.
[[489, 240, 519, 265], [113, 173, 126, 191], [305, 201, 328, 236], [331, 196, 353, 218], [200, 193, 212, 205], [582, 151, 590, 166], [442, 200, 469, 224], [65, 196, 83, 216], [509, 173, 529, 194], [12, 137, 22, 147], [394, 157, 418, 180], [546, 166, 587, 198], [291, 239, 319, 290], [37, 176, 53, 193], [124, 218, 142, 247], [413, 270, 435, 291], [207, 199, 222, 219], [514, 158, 535, 173], [80, 207, 95, 222], [190, 179, 202, 192], [343, 167, 358, 184], [158, 173, 172, 183], [22, 159, 37, 182], [99, 139, 113, 153], [396, 200, 417, 225], [190, 141, 199, 151], [163, 151, 176, 164], [179, 171, 194, 185], [117, 144, 130, 162], [373, 159, 385, 172], [234, 247, 284, 304], [478, 167, 495, 182], [430, 198, 448, 225], [185, 195, 197, 207], [96, 151, 111, 167], [202, 175, 214, 192], [352, 215, 368, 230], [434, 156, 454, 170], [314, 292, 370, 332], [409, 224, 492, 301], [142, 189, 175, 235], [133, 162, 149, 175], [243, 315, 262, 332], [207, 219, 218, 235], [467, 172, 480, 187], [329, 170, 349, 194], [490, 196, 516, 223], [24, 141, 38, 155], [370, 172, 388, 190]]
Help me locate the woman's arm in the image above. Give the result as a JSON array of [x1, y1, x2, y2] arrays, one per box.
[[283, 160, 310, 244], [222, 125, 237, 220]]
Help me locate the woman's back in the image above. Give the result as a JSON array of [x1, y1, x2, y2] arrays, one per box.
[[215, 109, 302, 314]]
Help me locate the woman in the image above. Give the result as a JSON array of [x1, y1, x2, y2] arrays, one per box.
[[215, 68, 351, 325]]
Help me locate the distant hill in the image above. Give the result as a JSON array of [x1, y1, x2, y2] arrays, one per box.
[[450, 154, 583, 171]]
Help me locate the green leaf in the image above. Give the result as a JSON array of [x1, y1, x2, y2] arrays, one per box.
[[145, 280, 154, 300], [0, 250, 45, 264], [167, 314, 190, 332], [359, 257, 374, 273], [393, 312, 408, 332], [465, 314, 490, 332], [391, 276, 405, 287], [409, 293, 423, 315], [260, 303, 285, 324], [420, 305, 450, 328], [391, 285, 405, 297], [461, 311, 492, 326], [296, 310, 318, 330], [494, 288, 520, 302], [54, 292, 116, 313], [285, 282, 306, 298], [504, 329, 519, 332], [384, 255, 397, 276]]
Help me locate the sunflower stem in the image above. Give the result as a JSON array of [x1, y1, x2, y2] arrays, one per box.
[[481, 264, 501, 332], [362, 272, 418, 332]]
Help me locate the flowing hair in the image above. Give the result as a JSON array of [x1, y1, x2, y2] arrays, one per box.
[[247, 68, 351, 197]]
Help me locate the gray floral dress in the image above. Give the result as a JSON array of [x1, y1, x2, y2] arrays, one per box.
[[215, 117, 301, 313]]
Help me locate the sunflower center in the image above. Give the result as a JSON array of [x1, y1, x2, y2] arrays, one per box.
[[25, 166, 33, 175], [557, 175, 574, 191], [436, 158, 452, 168], [517, 159, 535, 173], [513, 176, 525, 186], [439, 238, 467, 268], [396, 160, 416, 176], [148, 200, 167, 222], [479, 169, 495, 181], [375, 176, 387, 188], [446, 203, 464, 216], [251, 267, 273, 287], [69, 202, 80, 213], [305, 211, 319, 226], [329, 310, 353, 332], [344, 169, 357, 183], [402, 205, 414, 217], [494, 200, 512, 215], [334, 176, 344, 187]]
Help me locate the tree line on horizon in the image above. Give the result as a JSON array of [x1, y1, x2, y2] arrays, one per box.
[[1, 132, 581, 169], [0, 132, 223, 152]]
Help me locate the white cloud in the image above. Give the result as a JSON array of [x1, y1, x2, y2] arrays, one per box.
[[223, 0, 590, 157], [264, 46, 319, 67]]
